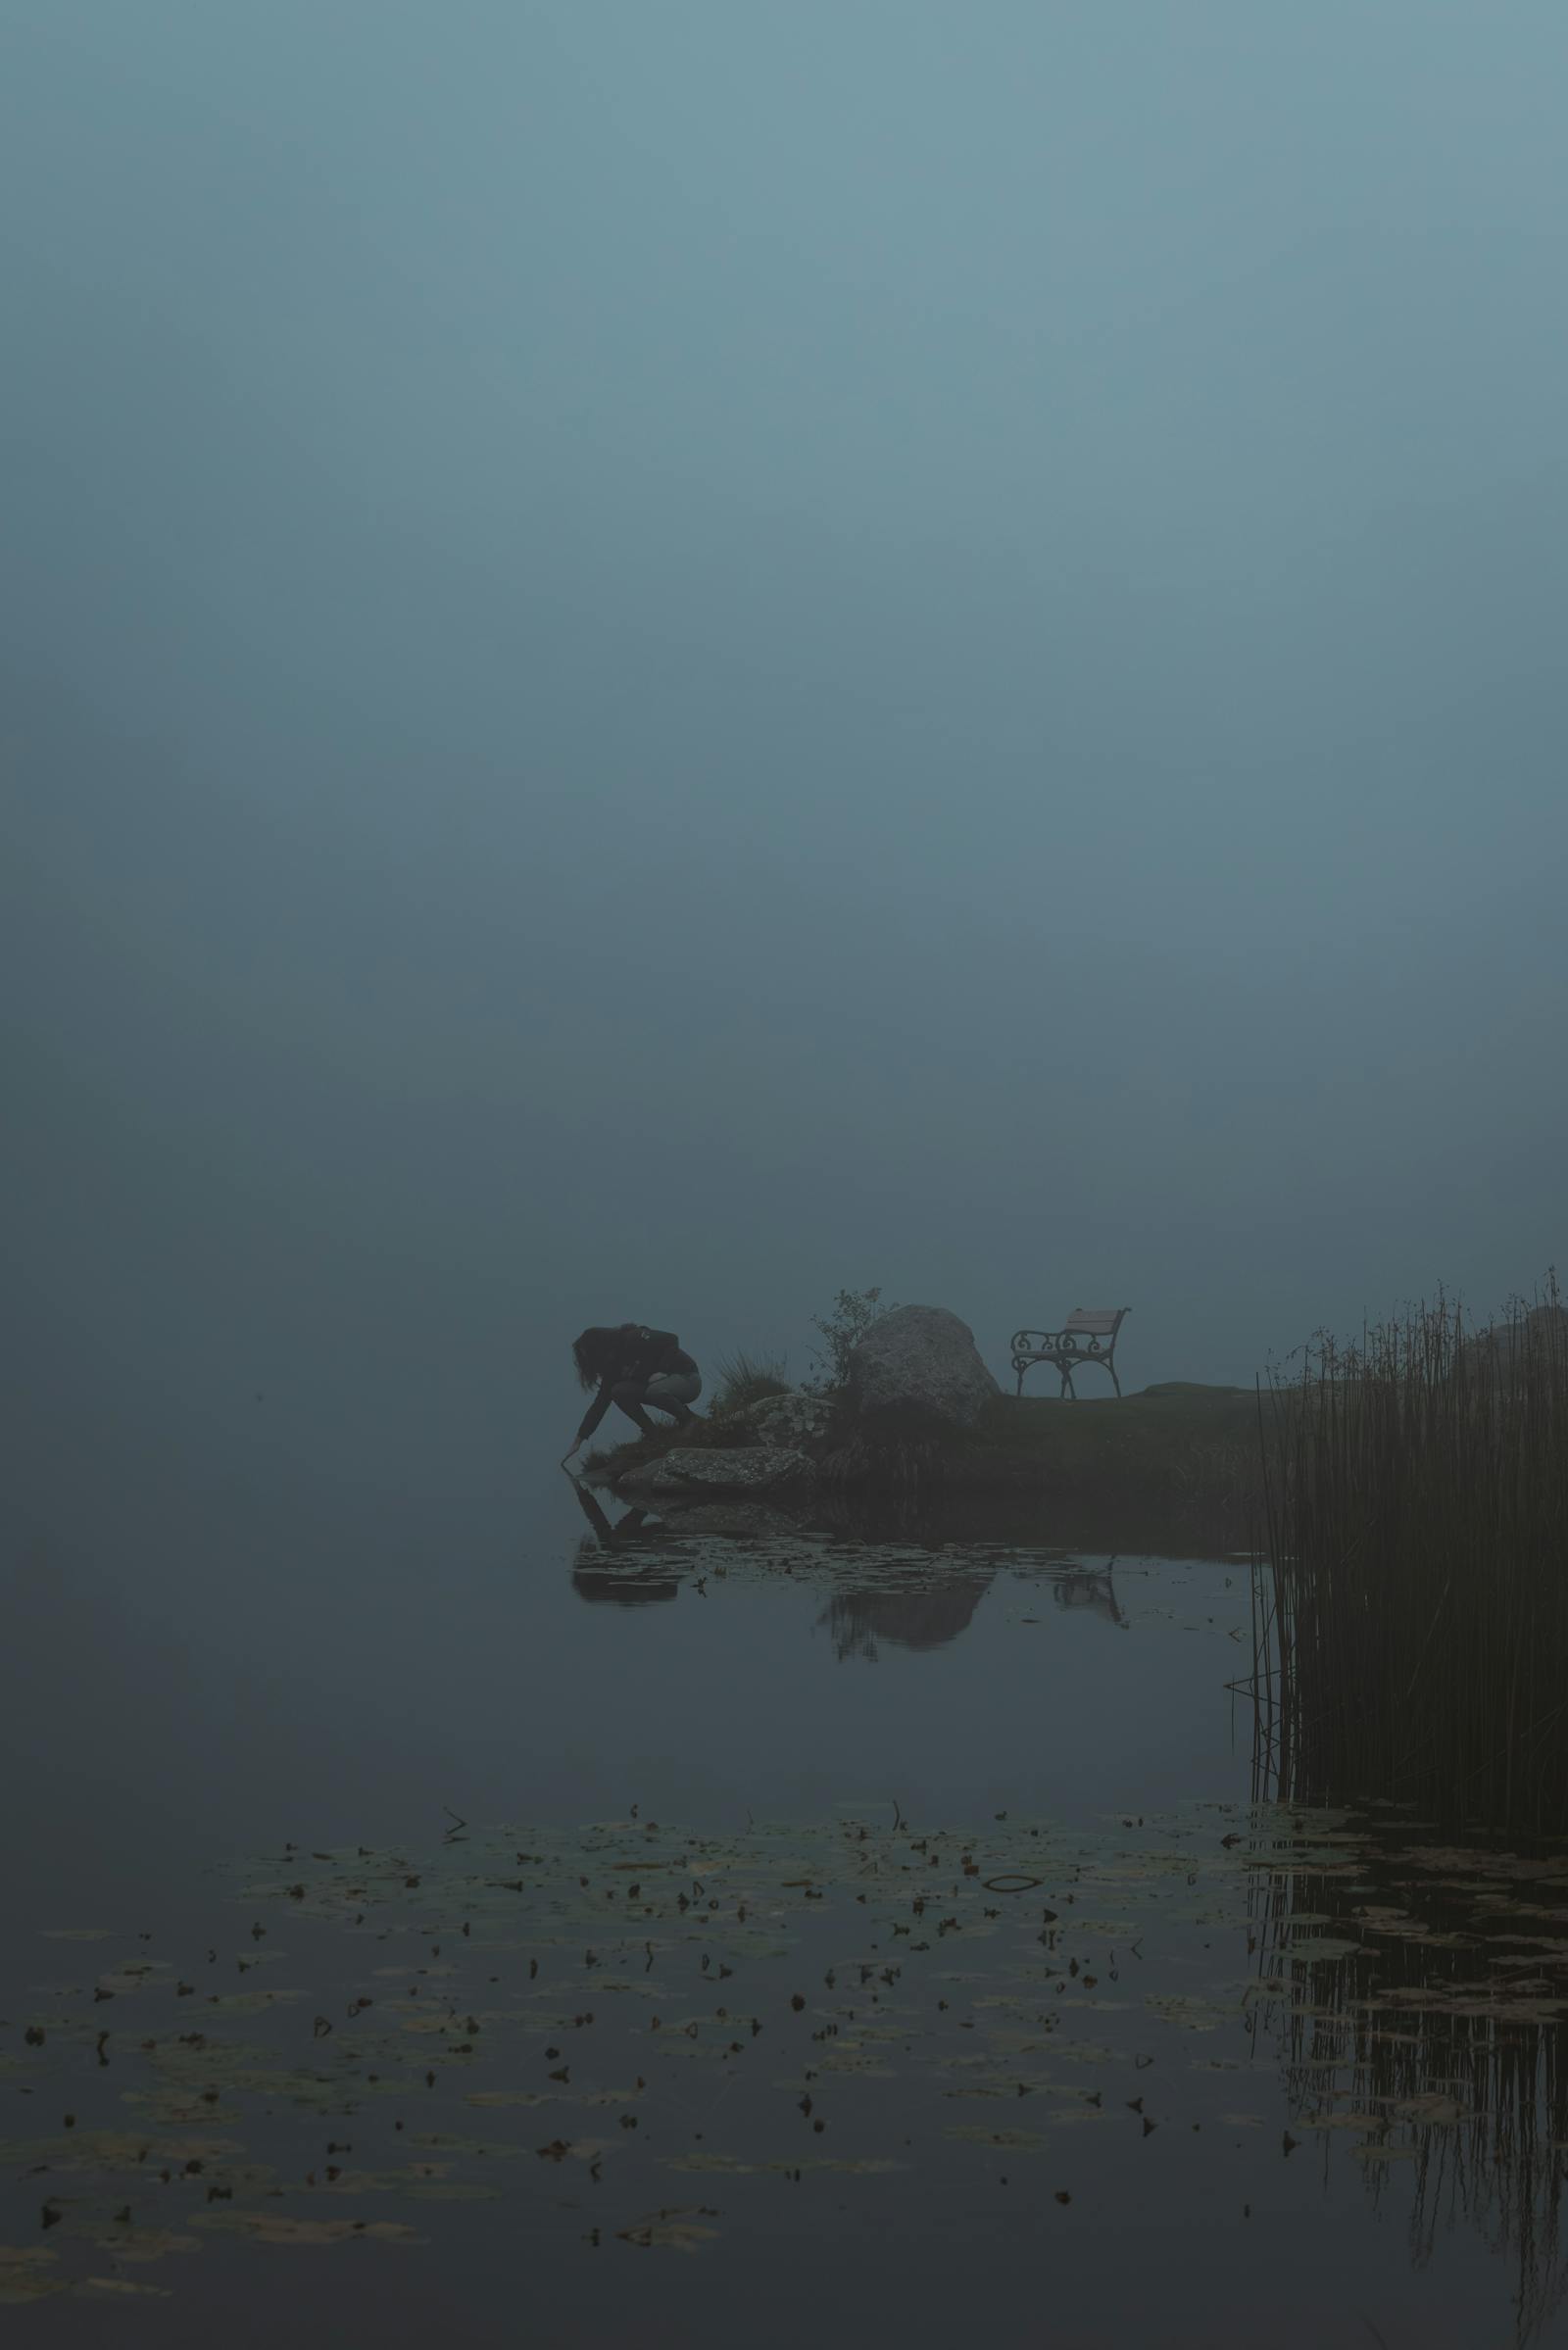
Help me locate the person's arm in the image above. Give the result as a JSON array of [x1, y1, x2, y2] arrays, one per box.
[[573, 1376, 615, 1445]]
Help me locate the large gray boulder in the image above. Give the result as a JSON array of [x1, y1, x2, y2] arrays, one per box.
[[618, 1446, 815, 1497], [846, 1304, 1000, 1430]]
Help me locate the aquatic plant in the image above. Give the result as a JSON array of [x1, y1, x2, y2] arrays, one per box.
[[16, 1801, 1568, 2332], [1258, 1274, 1568, 1834]]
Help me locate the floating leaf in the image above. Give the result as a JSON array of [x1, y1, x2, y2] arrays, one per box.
[[947, 2127, 1046, 2152], [617, 2215, 718, 2252], [0, 2249, 64, 2306], [194, 2213, 424, 2247], [74, 2277, 173, 2298]]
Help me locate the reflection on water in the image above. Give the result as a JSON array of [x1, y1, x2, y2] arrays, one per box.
[[1047, 1563, 1127, 1630], [10, 1793, 1568, 2341], [572, 1560, 681, 1607], [1252, 1814, 1568, 2342], [821, 1576, 992, 1659], [568, 1479, 1128, 1659], [569, 1488, 682, 1607], [6, 1487, 1566, 2344], [823, 1563, 1124, 1662]]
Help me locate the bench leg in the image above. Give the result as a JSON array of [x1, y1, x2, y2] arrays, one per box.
[[1109, 1364, 1122, 1398]]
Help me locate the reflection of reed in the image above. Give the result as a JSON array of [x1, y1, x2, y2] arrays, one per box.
[[1258, 1282, 1568, 1835], [1245, 1284, 1568, 2326], [1246, 1814, 1568, 2341]]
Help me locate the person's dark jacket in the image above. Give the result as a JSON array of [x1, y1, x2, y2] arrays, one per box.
[[574, 1328, 696, 1444]]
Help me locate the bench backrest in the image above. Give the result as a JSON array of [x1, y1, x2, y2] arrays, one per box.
[[1064, 1308, 1126, 1338]]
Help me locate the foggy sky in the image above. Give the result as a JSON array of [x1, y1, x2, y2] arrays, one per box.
[[5, 1, 1566, 1486]]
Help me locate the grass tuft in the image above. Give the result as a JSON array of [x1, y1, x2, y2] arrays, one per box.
[[710, 1348, 791, 1417]]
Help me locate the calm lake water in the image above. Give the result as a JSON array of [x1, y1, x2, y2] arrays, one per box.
[[5, 1431, 1565, 2346]]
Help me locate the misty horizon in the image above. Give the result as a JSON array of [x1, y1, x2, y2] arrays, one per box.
[[5, 2, 1564, 1489]]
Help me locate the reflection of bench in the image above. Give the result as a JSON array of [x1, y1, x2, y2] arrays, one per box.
[[1052, 1559, 1126, 1628], [1009, 1307, 1130, 1398]]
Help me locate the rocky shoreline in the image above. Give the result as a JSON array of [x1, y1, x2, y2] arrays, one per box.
[[585, 1304, 1264, 1543]]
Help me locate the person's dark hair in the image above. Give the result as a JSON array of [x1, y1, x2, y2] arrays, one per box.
[[572, 1326, 622, 1391]]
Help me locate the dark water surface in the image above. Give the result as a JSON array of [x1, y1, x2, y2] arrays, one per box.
[[5, 1437, 1564, 2346]]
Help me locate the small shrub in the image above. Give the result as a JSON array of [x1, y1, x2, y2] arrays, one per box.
[[806, 1287, 894, 1394]]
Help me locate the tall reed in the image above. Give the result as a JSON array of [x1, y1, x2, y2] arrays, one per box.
[[1260, 1276, 1568, 1834]]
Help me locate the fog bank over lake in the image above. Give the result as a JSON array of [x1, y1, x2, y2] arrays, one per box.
[[4, 1, 1566, 1481]]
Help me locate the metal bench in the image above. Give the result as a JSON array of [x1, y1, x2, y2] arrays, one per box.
[[1009, 1307, 1130, 1399]]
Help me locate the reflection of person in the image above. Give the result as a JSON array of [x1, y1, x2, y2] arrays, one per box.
[[568, 1480, 652, 1547], [561, 1324, 702, 1465], [566, 1476, 680, 1606], [572, 1554, 680, 1607]]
